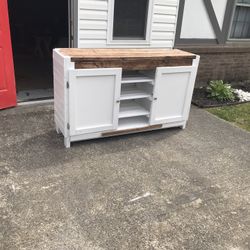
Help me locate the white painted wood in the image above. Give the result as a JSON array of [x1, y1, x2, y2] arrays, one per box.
[[121, 75, 154, 84], [120, 85, 151, 101], [182, 56, 200, 121], [150, 61, 198, 125], [118, 117, 149, 130], [69, 120, 185, 142], [53, 50, 199, 148], [64, 137, 71, 148], [68, 68, 122, 135], [119, 100, 150, 119], [53, 49, 75, 139]]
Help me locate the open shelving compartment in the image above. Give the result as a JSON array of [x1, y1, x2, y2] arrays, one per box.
[[118, 71, 155, 131]]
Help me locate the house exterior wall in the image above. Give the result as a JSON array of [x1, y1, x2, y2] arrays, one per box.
[[77, 0, 180, 49], [180, 0, 227, 39], [175, 0, 250, 87], [177, 46, 250, 87]]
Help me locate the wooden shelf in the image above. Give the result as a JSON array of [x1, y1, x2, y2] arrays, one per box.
[[118, 116, 149, 130], [121, 75, 154, 84], [119, 100, 150, 119], [120, 85, 151, 101]]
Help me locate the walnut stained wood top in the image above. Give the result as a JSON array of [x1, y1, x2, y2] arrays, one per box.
[[59, 48, 196, 61], [59, 48, 196, 70]]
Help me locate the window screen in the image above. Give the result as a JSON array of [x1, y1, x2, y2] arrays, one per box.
[[230, 0, 250, 39], [113, 0, 149, 40]]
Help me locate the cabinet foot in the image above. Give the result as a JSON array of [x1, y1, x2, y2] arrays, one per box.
[[55, 124, 60, 134], [64, 137, 71, 148], [181, 123, 187, 129]]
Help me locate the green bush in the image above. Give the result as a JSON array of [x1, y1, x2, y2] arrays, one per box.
[[207, 80, 236, 102]]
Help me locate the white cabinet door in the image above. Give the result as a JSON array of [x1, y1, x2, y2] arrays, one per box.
[[150, 63, 198, 125], [68, 68, 122, 135]]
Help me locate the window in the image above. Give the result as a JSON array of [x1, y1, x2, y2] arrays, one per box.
[[230, 0, 250, 39], [109, 0, 152, 42]]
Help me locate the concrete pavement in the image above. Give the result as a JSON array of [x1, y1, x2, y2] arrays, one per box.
[[0, 104, 249, 250]]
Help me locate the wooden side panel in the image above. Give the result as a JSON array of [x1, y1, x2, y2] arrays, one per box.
[[53, 50, 75, 136], [0, 0, 16, 110], [53, 50, 66, 135]]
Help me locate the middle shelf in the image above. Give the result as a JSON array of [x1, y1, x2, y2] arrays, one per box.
[[120, 85, 152, 101], [119, 100, 150, 119]]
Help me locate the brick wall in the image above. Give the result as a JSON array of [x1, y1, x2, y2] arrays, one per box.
[[176, 45, 250, 87]]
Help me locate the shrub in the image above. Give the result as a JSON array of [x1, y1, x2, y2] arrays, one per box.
[[207, 80, 236, 102]]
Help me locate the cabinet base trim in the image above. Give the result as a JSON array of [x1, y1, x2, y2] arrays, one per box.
[[102, 124, 163, 137], [64, 121, 186, 147]]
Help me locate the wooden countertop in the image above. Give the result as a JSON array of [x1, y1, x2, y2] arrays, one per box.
[[59, 48, 196, 61], [58, 48, 197, 70]]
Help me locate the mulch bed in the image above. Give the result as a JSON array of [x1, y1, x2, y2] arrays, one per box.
[[192, 82, 250, 108]]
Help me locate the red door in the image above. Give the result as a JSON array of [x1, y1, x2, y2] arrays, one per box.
[[0, 0, 16, 110]]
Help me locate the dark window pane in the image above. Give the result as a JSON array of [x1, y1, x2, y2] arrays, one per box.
[[113, 0, 149, 40], [230, 6, 250, 39], [237, 0, 250, 4]]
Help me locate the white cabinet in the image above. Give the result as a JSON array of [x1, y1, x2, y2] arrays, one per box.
[[53, 49, 200, 148], [68, 68, 121, 135], [150, 64, 198, 126]]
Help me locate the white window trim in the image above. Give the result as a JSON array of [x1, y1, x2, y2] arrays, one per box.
[[107, 0, 154, 46], [228, 0, 250, 41]]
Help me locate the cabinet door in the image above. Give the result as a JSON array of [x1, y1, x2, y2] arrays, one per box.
[[68, 68, 122, 135], [150, 65, 197, 125]]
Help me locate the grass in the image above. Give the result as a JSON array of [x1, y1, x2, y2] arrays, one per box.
[[207, 103, 250, 132]]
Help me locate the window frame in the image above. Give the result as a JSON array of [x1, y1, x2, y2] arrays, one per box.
[[228, 0, 250, 41], [107, 0, 154, 46]]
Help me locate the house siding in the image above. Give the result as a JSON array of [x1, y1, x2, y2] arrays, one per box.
[[151, 0, 179, 48], [77, 0, 179, 48], [78, 0, 109, 48], [175, 0, 250, 87]]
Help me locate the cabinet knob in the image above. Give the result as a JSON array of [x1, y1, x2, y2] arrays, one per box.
[[154, 97, 158, 101]]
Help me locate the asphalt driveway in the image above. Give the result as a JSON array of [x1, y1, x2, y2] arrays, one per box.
[[0, 104, 249, 250]]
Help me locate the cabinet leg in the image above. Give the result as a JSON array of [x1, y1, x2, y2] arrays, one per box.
[[64, 137, 71, 148], [55, 124, 60, 134], [182, 122, 187, 130]]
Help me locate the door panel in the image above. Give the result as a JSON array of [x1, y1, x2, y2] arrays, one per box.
[[0, 0, 16, 109], [69, 68, 122, 135], [150, 66, 195, 125]]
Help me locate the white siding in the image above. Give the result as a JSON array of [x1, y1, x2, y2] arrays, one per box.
[[77, 0, 179, 48], [78, 0, 109, 48], [151, 0, 179, 48]]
